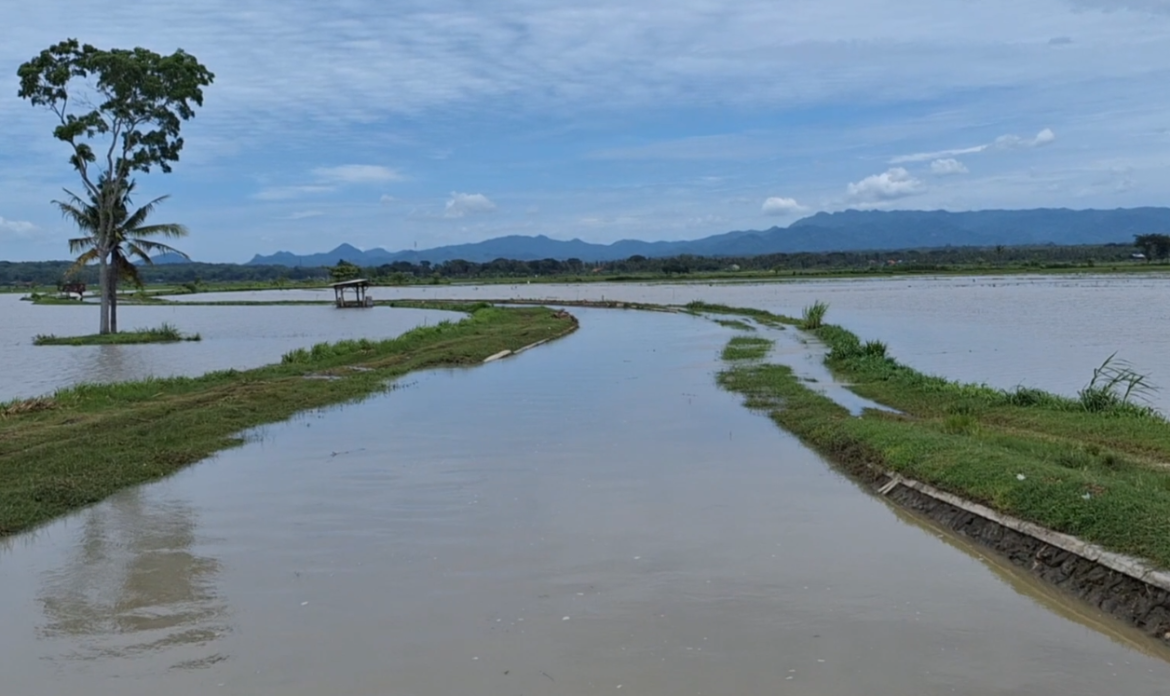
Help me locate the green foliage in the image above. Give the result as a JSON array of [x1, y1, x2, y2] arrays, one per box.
[[800, 301, 829, 329], [17, 39, 215, 176], [1134, 233, 1170, 261], [329, 259, 362, 283]]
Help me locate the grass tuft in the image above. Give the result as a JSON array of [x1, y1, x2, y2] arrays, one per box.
[[800, 301, 830, 330]]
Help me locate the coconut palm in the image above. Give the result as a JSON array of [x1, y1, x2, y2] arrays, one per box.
[[55, 177, 188, 333]]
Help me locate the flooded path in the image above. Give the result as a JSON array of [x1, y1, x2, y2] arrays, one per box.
[[2, 309, 1170, 694]]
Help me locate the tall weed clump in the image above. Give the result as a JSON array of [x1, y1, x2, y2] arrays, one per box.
[[800, 301, 829, 330], [1077, 353, 1159, 417]]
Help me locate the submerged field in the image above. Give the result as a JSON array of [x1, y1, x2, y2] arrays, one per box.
[[0, 304, 575, 536], [716, 305, 1170, 568]]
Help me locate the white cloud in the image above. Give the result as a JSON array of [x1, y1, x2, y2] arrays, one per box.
[[253, 185, 335, 201], [379, 194, 396, 204], [892, 128, 1056, 165], [0, 217, 38, 237], [930, 158, 969, 175], [444, 192, 497, 218], [312, 164, 404, 184], [847, 168, 924, 201], [285, 210, 324, 220], [761, 197, 808, 215], [891, 145, 988, 164], [995, 128, 1057, 149]]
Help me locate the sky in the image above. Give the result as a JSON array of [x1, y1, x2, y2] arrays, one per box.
[[2, 0, 1170, 262]]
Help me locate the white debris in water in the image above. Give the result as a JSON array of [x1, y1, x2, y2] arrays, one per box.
[[472, 657, 479, 661], [633, 556, 641, 560], [563, 616, 571, 621], [786, 676, 794, 680], [817, 659, 825, 663], [1016, 473, 1027, 481], [300, 601, 309, 606], [577, 592, 585, 596]]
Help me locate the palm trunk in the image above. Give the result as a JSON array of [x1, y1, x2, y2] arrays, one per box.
[[98, 255, 111, 335]]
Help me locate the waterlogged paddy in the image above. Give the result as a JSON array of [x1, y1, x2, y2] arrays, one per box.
[[183, 274, 1170, 411], [0, 294, 453, 402], [2, 309, 1169, 695]]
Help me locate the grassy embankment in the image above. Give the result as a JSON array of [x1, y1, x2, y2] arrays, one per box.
[[34, 322, 201, 345], [717, 303, 1170, 569], [0, 304, 575, 537]]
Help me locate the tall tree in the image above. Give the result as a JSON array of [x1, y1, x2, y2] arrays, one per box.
[[1134, 233, 1170, 262], [56, 177, 189, 332], [18, 39, 213, 333]]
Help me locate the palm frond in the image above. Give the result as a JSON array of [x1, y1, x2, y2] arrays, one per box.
[[128, 223, 189, 240], [67, 236, 97, 254], [121, 195, 171, 232], [124, 239, 188, 264], [66, 248, 102, 277]]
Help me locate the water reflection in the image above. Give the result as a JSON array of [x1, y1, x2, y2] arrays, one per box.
[[36, 488, 227, 668]]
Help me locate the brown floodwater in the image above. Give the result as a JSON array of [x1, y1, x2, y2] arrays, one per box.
[[2, 308, 1169, 695]]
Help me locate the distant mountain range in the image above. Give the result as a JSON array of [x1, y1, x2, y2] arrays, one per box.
[[246, 208, 1170, 266]]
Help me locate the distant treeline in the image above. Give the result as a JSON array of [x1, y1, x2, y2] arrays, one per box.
[[0, 241, 1155, 288]]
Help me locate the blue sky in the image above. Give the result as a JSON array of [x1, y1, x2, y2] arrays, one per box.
[[2, 0, 1170, 262]]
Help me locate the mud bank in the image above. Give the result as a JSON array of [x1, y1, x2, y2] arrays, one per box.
[[877, 472, 1170, 644]]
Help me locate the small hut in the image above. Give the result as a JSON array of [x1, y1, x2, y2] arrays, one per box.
[[331, 278, 374, 308]]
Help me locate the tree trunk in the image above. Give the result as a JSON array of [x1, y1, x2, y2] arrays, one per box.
[[98, 255, 111, 334], [109, 272, 118, 334]]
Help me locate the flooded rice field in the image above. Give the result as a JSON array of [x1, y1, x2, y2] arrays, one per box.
[[3, 308, 1170, 695], [175, 273, 1170, 412], [0, 294, 453, 402]]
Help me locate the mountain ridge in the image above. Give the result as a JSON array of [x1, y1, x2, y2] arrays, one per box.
[[246, 207, 1170, 266]]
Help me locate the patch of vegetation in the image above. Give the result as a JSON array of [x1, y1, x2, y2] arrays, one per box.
[[683, 301, 797, 327], [33, 322, 200, 345], [0, 305, 576, 537], [714, 318, 755, 331], [800, 300, 830, 330], [721, 336, 773, 361], [717, 322, 1170, 569]]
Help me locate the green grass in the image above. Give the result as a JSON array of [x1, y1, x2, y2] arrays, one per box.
[[717, 321, 1170, 568], [0, 305, 576, 537], [33, 322, 201, 345], [800, 301, 830, 330], [721, 336, 773, 361]]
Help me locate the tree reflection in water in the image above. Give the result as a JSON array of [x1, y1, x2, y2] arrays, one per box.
[[37, 488, 228, 668]]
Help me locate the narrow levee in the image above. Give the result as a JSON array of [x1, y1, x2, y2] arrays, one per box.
[[2, 308, 1169, 695]]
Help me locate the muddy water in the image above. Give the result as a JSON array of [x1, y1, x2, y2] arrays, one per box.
[[3, 309, 1169, 695], [0, 294, 453, 402], [182, 274, 1170, 411]]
